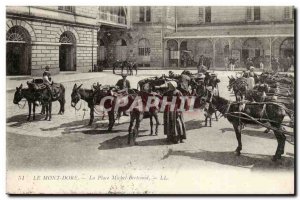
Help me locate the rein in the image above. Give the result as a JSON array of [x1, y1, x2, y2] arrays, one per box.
[[74, 100, 82, 111], [216, 101, 232, 119], [18, 99, 27, 109]]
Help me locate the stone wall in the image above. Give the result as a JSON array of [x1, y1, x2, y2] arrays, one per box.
[[177, 6, 293, 25], [6, 6, 98, 75]]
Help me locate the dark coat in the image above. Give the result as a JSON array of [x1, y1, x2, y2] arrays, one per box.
[[116, 79, 131, 90]]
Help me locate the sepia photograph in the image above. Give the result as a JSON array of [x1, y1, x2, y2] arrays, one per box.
[[5, 5, 295, 194]]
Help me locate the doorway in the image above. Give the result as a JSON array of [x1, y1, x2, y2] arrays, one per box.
[[59, 31, 76, 71], [6, 26, 31, 75]]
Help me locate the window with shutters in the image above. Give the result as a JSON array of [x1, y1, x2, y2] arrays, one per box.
[[139, 7, 151, 22], [205, 7, 211, 23], [199, 7, 204, 23], [284, 7, 293, 20], [254, 6, 260, 21], [246, 6, 260, 21], [58, 6, 75, 13], [246, 7, 252, 21], [138, 39, 150, 56]]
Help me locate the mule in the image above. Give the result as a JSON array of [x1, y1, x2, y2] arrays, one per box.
[[211, 95, 289, 161], [29, 79, 65, 115], [26, 81, 58, 121], [71, 83, 100, 126], [112, 60, 128, 75], [123, 60, 137, 76], [227, 76, 248, 101], [93, 86, 160, 134], [13, 84, 39, 121], [127, 91, 162, 145]]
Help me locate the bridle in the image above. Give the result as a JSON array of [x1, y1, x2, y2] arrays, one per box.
[[72, 89, 82, 111], [15, 89, 27, 109]]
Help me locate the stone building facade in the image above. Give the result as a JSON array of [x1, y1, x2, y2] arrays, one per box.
[[165, 6, 294, 69], [6, 6, 294, 75]]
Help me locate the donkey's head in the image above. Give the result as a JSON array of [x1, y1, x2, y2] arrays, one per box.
[[13, 84, 24, 104], [227, 76, 235, 91], [71, 83, 83, 107]]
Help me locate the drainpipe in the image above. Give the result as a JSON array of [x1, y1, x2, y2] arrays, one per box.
[[92, 27, 94, 72], [175, 6, 177, 33]]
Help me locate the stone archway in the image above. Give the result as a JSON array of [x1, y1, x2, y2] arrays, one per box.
[[166, 39, 179, 67], [242, 38, 263, 60], [215, 39, 229, 68], [138, 38, 150, 67], [98, 39, 107, 61], [6, 25, 32, 75], [115, 39, 127, 61], [59, 31, 77, 71], [280, 37, 294, 57]]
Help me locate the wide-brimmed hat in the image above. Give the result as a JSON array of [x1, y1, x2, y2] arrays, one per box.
[[121, 74, 127, 77], [45, 66, 50, 70], [250, 66, 255, 70], [210, 73, 217, 77]]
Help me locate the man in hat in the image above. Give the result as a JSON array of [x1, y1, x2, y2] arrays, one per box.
[[115, 74, 131, 116], [207, 73, 220, 96], [116, 74, 131, 90], [193, 73, 206, 96]]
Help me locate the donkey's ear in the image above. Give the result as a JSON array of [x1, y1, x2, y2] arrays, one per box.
[[16, 87, 19, 90], [77, 84, 83, 90], [20, 84, 23, 89], [73, 83, 77, 90], [227, 76, 230, 79]]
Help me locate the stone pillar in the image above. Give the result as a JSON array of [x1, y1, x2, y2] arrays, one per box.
[[177, 39, 181, 68], [228, 38, 233, 57], [269, 37, 272, 70], [269, 37, 277, 70], [211, 38, 216, 70]]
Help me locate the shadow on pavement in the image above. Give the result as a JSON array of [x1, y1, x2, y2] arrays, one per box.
[[7, 114, 45, 127], [40, 119, 92, 132], [220, 127, 234, 133], [185, 119, 205, 131], [63, 129, 125, 135], [98, 132, 168, 150], [242, 129, 275, 140], [162, 149, 294, 171], [220, 127, 293, 144]]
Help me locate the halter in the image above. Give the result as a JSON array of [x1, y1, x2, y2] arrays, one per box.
[[214, 98, 232, 119], [74, 100, 82, 111], [18, 99, 27, 109], [72, 89, 82, 111]]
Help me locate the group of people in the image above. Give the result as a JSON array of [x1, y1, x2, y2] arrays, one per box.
[[224, 57, 239, 71]]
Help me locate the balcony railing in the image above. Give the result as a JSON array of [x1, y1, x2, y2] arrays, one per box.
[[98, 11, 127, 26]]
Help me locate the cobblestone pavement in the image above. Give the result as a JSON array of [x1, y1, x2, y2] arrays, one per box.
[[7, 70, 294, 182]]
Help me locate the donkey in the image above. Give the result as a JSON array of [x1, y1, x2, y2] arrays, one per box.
[[123, 60, 138, 76], [71, 83, 99, 126], [112, 60, 128, 75], [211, 95, 289, 161], [93, 86, 161, 134], [127, 91, 162, 145], [13, 84, 39, 121], [227, 76, 248, 101], [26, 81, 56, 121], [26, 79, 65, 115]]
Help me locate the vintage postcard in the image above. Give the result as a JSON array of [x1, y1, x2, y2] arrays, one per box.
[[6, 6, 295, 194]]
